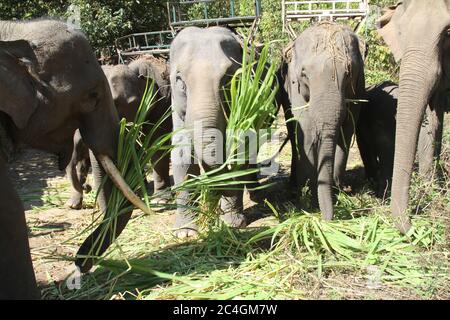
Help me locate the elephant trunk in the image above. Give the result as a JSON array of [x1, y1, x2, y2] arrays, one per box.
[[75, 79, 145, 272], [186, 89, 226, 170], [391, 49, 439, 233], [312, 91, 345, 220]]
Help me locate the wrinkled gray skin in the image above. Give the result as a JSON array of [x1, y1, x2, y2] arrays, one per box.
[[377, 0, 449, 233], [0, 20, 136, 299], [170, 27, 246, 238], [65, 56, 172, 210], [279, 22, 365, 220], [357, 81, 397, 197]]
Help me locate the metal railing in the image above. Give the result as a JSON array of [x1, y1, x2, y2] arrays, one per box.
[[167, 0, 262, 29], [115, 30, 175, 63], [282, 0, 369, 37]]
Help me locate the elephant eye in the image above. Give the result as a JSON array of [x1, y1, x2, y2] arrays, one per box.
[[300, 70, 308, 80], [176, 74, 186, 91]]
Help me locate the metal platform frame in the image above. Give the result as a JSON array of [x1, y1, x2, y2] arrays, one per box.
[[282, 0, 369, 38], [167, 0, 262, 30], [114, 1, 264, 64], [115, 30, 175, 64]]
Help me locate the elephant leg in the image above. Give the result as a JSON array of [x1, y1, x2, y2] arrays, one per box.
[[79, 157, 91, 193], [88, 150, 110, 212], [295, 121, 318, 208], [150, 153, 171, 207], [66, 161, 84, 210], [220, 185, 246, 228], [334, 118, 354, 187], [0, 160, 39, 299], [356, 119, 379, 184], [142, 117, 172, 209], [65, 148, 85, 210], [149, 132, 172, 210], [171, 112, 198, 238], [172, 162, 199, 238], [377, 145, 394, 198], [66, 130, 90, 210], [286, 114, 300, 188], [418, 106, 444, 177]]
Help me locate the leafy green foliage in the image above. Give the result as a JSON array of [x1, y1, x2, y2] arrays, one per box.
[[0, 0, 400, 84], [225, 41, 279, 166], [69, 0, 168, 51], [0, 0, 168, 51], [0, 0, 66, 20]]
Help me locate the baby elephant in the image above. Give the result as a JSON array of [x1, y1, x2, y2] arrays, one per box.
[[65, 55, 172, 210], [279, 21, 366, 220], [356, 81, 397, 197]]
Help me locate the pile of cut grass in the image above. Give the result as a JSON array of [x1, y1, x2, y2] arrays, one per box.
[[44, 119, 448, 299], [42, 168, 448, 300]]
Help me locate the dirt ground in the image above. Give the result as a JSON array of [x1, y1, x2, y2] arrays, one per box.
[[7, 118, 365, 295]]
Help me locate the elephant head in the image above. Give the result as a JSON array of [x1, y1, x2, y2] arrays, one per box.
[[102, 55, 171, 122], [377, 0, 450, 233], [281, 22, 365, 220], [102, 64, 140, 122], [170, 27, 242, 167], [0, 20, 146, 282]]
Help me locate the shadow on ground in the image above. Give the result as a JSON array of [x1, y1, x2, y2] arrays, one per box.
[[7, 148, 66, 210], [39, 224, 272, 299]]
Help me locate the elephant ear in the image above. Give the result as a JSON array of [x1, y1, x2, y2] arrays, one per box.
[[0, 40, 40, 129], [377, 1, 406, 62], [283, 41, 295, 64]]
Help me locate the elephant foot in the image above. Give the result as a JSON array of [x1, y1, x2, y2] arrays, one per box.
[[65, 194, 83, 210], [219, 193, 245, 228], [173, 213, 198, 239], [220, 212, 247, 228], [150, 191, 172, 212]]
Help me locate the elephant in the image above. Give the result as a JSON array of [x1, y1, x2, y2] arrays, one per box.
[[0, 20, 144, 299], [170, 26, 248, 238], [278, 21, 366, 220], [377, 0, 449, 233], [65, 55, 172, 210], [356, 81, 397, 197]]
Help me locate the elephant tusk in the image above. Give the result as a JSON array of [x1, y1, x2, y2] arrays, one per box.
[[97, 154, 152, 215]]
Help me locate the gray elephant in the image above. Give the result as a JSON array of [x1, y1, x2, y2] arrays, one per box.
[[278, 21, 365, 220], [377, 0, 449, 233], [170, 26, 248, 238], [357, 81, 397, 197], [65, 55, 172, 210], [0, 20, 143, 299]]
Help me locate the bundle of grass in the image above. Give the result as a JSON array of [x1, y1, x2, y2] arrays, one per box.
[[224, 40, 279, 169], [248, 197, 448, 290], [75, 82, 174, 267]]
